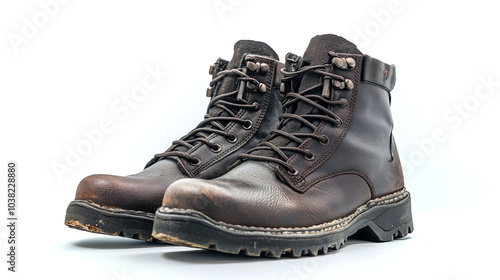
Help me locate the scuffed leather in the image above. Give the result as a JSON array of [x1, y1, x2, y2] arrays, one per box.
[[160, 51, 405, 228], [75, 159, 185, 213], [162, 162, 372, 228], [74, 53, 284, 214]]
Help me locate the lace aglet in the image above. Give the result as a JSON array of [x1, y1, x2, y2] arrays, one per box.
[[236, 67, 247, 101], [321, 65, 333, 99], [322, 78, 331, 98], [237, 81, 246, 101]]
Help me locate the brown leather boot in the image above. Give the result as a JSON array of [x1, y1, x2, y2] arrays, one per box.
[[152, 34, 413, 255], [64, 40, 284, 241]]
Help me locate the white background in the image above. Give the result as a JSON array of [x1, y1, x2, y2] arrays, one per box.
[[1, 0, 499, 279]]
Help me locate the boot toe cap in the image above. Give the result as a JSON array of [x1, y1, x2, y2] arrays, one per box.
[[74, 174, 163, 213], [162, 178, 230, 215], [75, 174, 127, 206]]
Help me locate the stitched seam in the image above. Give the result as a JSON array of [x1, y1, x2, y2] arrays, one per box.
[[363, 80, 390, 92], [291, 54, 362, 191], [287, 120, 328, 186], [306, 169, 375, 196], [159, 189, 408, 234]]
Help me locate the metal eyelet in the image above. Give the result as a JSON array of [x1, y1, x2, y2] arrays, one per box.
[[210, 143, 222, 153], [340, 98, 349, 108], [332, 57, 347, 69], [346, 57, 356, 69], [287, 168, 299, 176], [242, 119, 253, 130], [304, 151, 314, 161], [190, 157, 201, 166], [333, 80, 345, 89], [320, 135, 329, 145], [345, 79, 354, 90], [332, 57, 356, 69], [260, 63, 269, 73], [246, 61, 260, 72], [258, 83, 267, 93], [226, 134, 238, 143], [252, 102, 260, 110], [336, 119, 343, 127]]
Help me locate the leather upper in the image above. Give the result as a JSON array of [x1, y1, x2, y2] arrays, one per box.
[[76, 159, 184, 214], [184, 55, 283, 179], [74, 48, 284, 214], [277, 54, 404, 197], [161, 36, 405, 228], [162, 162, 371, 228]]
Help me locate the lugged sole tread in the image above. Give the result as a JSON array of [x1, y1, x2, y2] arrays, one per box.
[[172, 224, 413, 258]]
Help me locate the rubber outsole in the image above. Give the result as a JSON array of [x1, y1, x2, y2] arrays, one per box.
[[65, 200, 157, 242], [152, 189, 413, 257]]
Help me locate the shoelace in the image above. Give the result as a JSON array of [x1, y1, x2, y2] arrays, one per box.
[[239, 52, 351, 174], [149, 62, 260, 166]]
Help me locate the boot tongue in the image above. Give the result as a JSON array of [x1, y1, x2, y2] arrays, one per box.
[[217, 40, 279, 94], [301, 34, 362, 65], [298, 34, 362, 92]]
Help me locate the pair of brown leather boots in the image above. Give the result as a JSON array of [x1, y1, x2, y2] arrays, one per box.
[[65, 34, 413, 258]]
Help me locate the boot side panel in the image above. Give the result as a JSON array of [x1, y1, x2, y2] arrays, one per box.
[[315, 80, 404, 197]]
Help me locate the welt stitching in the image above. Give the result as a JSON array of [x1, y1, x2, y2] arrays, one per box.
[[158, 189, 408, 233]]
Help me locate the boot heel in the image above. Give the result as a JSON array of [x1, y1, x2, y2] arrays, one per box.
[[352, 195, 413, 242]]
